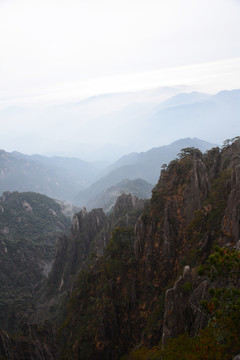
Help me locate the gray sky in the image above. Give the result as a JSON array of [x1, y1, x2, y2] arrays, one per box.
[[0, 0, 240, 158], [0, 0, 240, 107]]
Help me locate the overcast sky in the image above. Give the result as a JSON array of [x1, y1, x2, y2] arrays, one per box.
[[0, 0, 240, 107], [0, 0, 240, 158]]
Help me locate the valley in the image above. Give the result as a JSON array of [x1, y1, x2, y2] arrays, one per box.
[[0, 136, 239, 359], [1, 0, 240, 357]]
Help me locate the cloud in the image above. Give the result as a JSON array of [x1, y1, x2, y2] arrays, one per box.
[[0, 0, 239, 106]]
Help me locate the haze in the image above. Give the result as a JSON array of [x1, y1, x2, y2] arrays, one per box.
[[0, 0, 240, 160]]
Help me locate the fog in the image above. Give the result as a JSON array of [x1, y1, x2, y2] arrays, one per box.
[[0, 0, 240, 161], [1, 87, 240, 162]]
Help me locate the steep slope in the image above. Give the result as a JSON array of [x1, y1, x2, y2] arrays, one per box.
[[0, 191, 72, 332], [105, 137, 215, 176], [58, 137, 240, 360], [75, 138, 215, 208], [34, 193, 146, 327], [84, 178, 153, 213], [1, 136, 240, 360], [0, 150, 100, 201]]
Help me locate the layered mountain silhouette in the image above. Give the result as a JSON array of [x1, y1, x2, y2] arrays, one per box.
[[1, 89, 239, 160], [0, 150, 101, 201], [75, 137, 216, 209], [0, 136, 216, 210], [1, 137, 240, 359]]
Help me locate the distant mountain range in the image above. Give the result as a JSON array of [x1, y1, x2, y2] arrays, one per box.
[[2, 88, 239, 209], [1, 88, 239, 161], [0, 137, 217, 210], [0, 150, 101, 201], [85, 178, 153, 213], [139, 89, 240, 149], [75, 137, 217, 209]]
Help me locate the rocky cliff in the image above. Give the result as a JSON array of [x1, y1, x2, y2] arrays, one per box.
[[58, 137, 240, 359], [34, 193, 145, 326], [0, 321, 56, 360], [1, 137, 240, 360], [0, 191, 72, 332]]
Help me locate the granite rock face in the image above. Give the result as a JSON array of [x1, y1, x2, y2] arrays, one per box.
[[35, 193, 145, 325], [2, 139, 240, 359], [134, 154, 211, 286], [133, 140, 240, 349], [233, 355, 240, 360], [0, 321, 56, 360], [47, 193, 144, 296], [162, 266, 210, 346], [0, 328, 14, 360]]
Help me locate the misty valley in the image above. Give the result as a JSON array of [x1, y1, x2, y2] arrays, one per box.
[[1, 0, 240, 357], [0, 130, 240, 359]]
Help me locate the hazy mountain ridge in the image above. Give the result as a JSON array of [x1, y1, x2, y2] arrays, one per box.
[[157, 91, 211, 109], [0, 149, 101, 201], [143, 89, 240, 148], [85, 178, 153, 213], [2, 88, 239, 159], [0, 137, 240, 359], [0, 136, 216, 211], [75, 137, 216, 209]]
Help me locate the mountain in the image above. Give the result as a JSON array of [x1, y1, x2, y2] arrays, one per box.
[[0, 191, 73, 332], [157, 91, 211, 109], [1, 88, 239, 161], [1, 137, 240, 360], [57, 136, 240, 360], [141, 89, 240, 148], [75, 137, 216, 208], [104, 137, 216, 176], [0, 150, 101, 201], [33, 193, 146, 326], [85, 178, 153, 213], [0, 86, 183, 160]]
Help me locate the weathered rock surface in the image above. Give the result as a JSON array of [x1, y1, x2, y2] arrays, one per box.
[[134, 154, 210, 287], [2, 139, 240, 359], [162, 266, 210, 346], [0, 191, 72, 332], [0, 321, 56, 360], [36, 139, 240, 358], [0, 328, 14, 360], [233, 355, 240, 360], [35, 193, 145, 325]]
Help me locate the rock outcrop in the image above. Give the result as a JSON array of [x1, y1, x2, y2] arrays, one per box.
[[162, 266, 210, 346], [0, 328, 14, 360], [0, 191, 72, 332], [2, 138, 240, 360], [34, 193, 145, 326], [56, 140, 240, 359], [0, 321, 56, 360]]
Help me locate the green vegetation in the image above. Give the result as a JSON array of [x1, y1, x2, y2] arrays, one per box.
[[0, 191, 70, 241], [58, 227, 136, 360], [151, 148, 202, 218], [187, 169, 231, 244], [0, 191, 71, 331], [57, 139, 240, 360], [177, 147, 203, 159], [126, 246, 240, 360]]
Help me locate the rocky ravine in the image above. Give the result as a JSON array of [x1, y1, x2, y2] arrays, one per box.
[[1, 138, 240, 360], [58, 139, 240, 359]]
